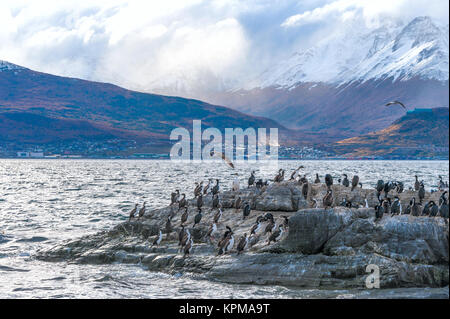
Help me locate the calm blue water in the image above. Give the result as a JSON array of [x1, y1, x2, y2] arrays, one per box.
[[0, 160, 448, 298]]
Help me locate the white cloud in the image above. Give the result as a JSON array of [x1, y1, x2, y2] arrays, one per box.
[[0, 0, 448, 98]]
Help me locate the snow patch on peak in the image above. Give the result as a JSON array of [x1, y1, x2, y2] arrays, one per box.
[[255, 16, 448, 89], [0, 60, 25, 72]]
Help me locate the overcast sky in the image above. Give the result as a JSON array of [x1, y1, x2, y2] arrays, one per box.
[[1, 0, 448, 95]]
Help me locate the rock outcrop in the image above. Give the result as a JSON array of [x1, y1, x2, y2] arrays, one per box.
[[36, 181, 449, 292]]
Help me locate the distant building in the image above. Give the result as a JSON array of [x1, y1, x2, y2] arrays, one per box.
[[16, 150, 44, 158], [17, 151, 30, 158]]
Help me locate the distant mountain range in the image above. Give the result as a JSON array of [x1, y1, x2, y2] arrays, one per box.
[[205, 16, 449, 139], [327, 107, 449, 159], [1, 60, 303, 152], [1, 14, 449, 161]]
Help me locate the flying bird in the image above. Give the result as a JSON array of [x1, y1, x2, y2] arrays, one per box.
[[385, 101, 407, 110], [210, 150, 234, 169]]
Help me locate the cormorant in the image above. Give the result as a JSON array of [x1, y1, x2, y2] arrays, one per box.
[[236, 233, 248, 255], [242, 203, 251, 220], [351, 175, 359, 191], [314, 173, 320, 184], [248, 171, 256, 187], [267, 225, 284, 245], [342, 174, 350, 187], [325, 174, 333, 190], [323, 189, 333, 208], [137, 202, 146, 220], [128, 204, 138, 221], [193, 208, 202, 227]]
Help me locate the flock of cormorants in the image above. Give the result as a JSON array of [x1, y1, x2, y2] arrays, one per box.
[[128, 168, 449, 258]]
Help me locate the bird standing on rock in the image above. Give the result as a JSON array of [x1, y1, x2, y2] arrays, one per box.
[[325, 174, 333, 190], [128, 204, 138, 221], [242, 203, 251, 220], [212, 179, 220, 196], [390, 197, 402, 216], [178, 194, 187, 211], [206, 222, 218, 241], [410, 197, 421, 216], [170, 190, 180, 206], [214, 207, 223, 224], [342, 174, 350, 187], [236, 233, 248, 255], [414, 175, 420, 191], [183, 238, 193, 257], [234, 196, 242, 213], [314, 173, 320, 184], [165, 217, 173, 237], [301, 182, 308, 200], [351, 175, 359, 191], [212, 194, 220, 210], [418, 182, 425, 204], [248, 171, 256, 187], [267, 225, 284, 245], [250, 219, 262, 235], [152, 229, 162, 247], [374, 204, 384, 221], [323, 189, 333, 208], [193, 208, 203, 227], [137, 202, 146, 220], [376, 180, 384, 198], [180, 207, 189, 225], [203, 179, 212, 195], [439, 192, 448, 221], [197, 194, 203, 210]]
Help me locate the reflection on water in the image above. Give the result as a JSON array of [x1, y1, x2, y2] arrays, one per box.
[[0, 159, 448, 298]]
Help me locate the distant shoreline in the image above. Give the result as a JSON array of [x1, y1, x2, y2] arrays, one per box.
[[0, 157, 448, 161]]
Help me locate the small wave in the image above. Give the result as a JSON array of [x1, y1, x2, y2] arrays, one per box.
[[0, 265, 30, 272], [15, 236, 49, 243]]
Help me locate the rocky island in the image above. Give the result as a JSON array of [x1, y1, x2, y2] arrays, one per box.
[[36, 180, 449, 298]]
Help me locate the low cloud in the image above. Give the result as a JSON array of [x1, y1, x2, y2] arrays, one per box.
[[0, 0, 447, 98]]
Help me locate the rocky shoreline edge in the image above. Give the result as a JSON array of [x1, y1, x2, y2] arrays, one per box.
[[36, 181, 449, 298]]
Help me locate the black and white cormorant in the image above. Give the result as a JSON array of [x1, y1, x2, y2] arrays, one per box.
[[242, 203, 251, 220], [250, 219, 262, 235], [152, 229, 162, 247], [376, 180, 384, 198], [390, 196, 402, 216], [323, 189, 333, 208], [267, 225, 284, 245], [183, 238, 193, 257], [342, 174, 350, 187]]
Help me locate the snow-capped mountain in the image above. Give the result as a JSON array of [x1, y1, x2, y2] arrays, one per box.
[[206, 16, 449, 138], [257, 16, 448, 89]]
